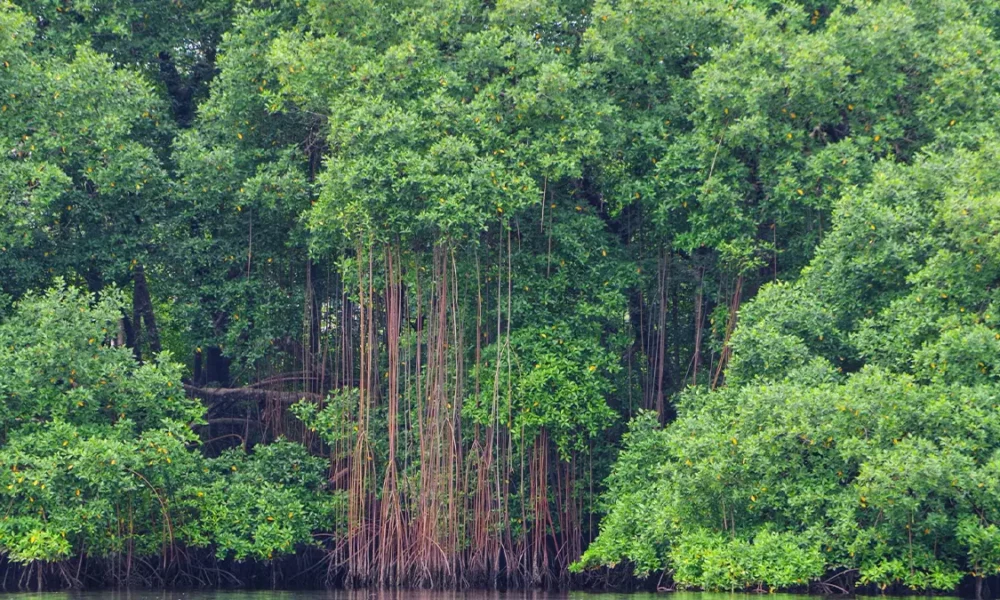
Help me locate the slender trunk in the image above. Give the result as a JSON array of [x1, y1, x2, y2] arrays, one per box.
[[378, 244, 405, 586], [712, 274, 743, 389], [654, 249, 669, 422], [691, 268, 705, 386], [132, 262, 161, 357]]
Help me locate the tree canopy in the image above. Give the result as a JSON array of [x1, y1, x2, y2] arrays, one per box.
[[578, 144, 1000, 593], [1, 0, 999, 593]]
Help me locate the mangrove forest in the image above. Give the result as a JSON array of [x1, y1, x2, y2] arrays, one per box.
[[0, 0, 999, 595]]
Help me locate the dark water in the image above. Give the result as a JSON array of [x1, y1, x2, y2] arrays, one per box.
[[0, 591, 964, 600]]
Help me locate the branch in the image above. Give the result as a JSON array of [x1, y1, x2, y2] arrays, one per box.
[[183, 384, 323, 406]]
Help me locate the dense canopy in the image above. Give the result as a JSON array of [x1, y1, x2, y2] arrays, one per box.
[[1, 0, 999, 594]]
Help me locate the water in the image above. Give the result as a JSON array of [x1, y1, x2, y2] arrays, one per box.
[[0, 592, 816, 600], [0, 591, 963, 600]]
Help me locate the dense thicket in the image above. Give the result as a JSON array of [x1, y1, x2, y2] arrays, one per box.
[[1, 0, 999, 594], [578, 146, 1000, 596]]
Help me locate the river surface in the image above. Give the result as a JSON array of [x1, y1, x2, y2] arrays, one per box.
[[0, 590, 965, 600]]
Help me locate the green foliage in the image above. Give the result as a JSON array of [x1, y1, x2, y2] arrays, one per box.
[[0, 285, 200, 562], [669, 528, 826, 591], [0, 286, 333, 567], [192, 440, 338, 561], [571, 411, 671, 575], [0, 1, 169, 295], [466, 208, 632, 459], [581, 139, 1000, 591], [0, 284, 201, 432], [581, 368, 1000, 589], [5, 0, 1000, 591]]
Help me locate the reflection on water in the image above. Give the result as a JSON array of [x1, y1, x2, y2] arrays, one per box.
[[0, 591, 963, 600]]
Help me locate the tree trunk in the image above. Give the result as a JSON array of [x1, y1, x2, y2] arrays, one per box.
[[205, 347, 231, 386], [122, 313, 139, 362], [132, 263, 162, 357], [193, 348, 204, 384]]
